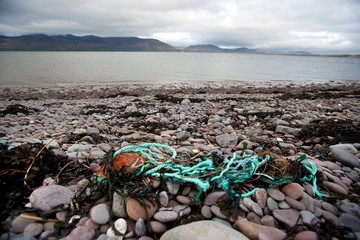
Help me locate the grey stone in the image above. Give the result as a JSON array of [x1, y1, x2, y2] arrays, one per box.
[[254, 189, 267, 209], [161, 220, 249, 240], [321, 202, 339, 215], [267, 188, 285, 201], [260, 215, 276, 228], [10, 216, 35, 233], [322, 210, 338, 223], [331, 147, 360, 167], [210, 205, 227, 219], [135, 218, 146, 236], [154, 211, 178, 222], [90, 203, 110, 225], [251, 203, 264, 217], [159, 191, 169, 207], [29, 185, 74, 212], [66, 226, 95, 240], [285, 197, 306, 211], [330, 144, 358, 155], [335, 213, 360, 232], [267, 197, 279, 211], [201, 205, 213, 219], [176, 131, 191, 141], [211, 217, 233, 228], [339, 203, 360, 217], [300, 210, 316, 225], [273, 209, 300, 228], [204, 191, 226, 206], [275, 125, 300, 136], [23, 223, 44, 237], [215, 133, 238, 148]]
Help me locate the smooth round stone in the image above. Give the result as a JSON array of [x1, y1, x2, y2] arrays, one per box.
[[135, 218, 146, 236], [285, 197, 306, 211], [204, 191, 226, 206], [139, 237, 154, 240], [324, 161, 341, 170], [331, 147, 360, 167], [323, 181, 348, 195], [266, 197, 279, 211], [247, 212, 261, 224], [210, 205, 227, 219], [201, 205, 213, 219], [303, 183, 315, 197], [173, 205, 191, 215], [159, 191, 169, 207], [23, 223, 44, 237], [278, 201, 291, 209], [260, 215, 276, 228], [243, 197, 255, 209], [335, 213, 360, 232], [294, 231, 318, 240], [126, 198, 157, 221], [176, 195, 191, 205], [301, 210, 316, 225], [182, 186, 192, 196], [301, 194, 315, 213], [161, 220, 248, 240], [339, 202, 360, 216], [68, 226, 95, 240], [113, 192, 127, 218], [234, 219, 286, 240], [85, 219, 100, 230], [153, 211, 178, 222], [321, 202, 339, 215], [149, 221, 167, 234], [267, 188, 285, 201], [254, 189, 267, 209], [251, 203, 263, 217], [29, 185, 74, 212], [322, 210, 338, 223], [166, 181, 180, 195], [91, 203, 110, 225], [282, 183, 304, 200], [314, 207, 323, 218]]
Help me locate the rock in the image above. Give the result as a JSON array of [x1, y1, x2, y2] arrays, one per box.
[[181, 98, 191, 105], [300, 210, 316, 225], [285, 197, 306, 211], [126, 198, 157, 221], [254, 189, 267, 209], [234, 219, 286, 240], [267, 188, 285, 201], [154, 211, 178, 223], [272, 209, 300, 228], [161, 220, 249, 240], [176, 131, 191, 141], [173, 205, 191, 216], [166, 181, 180, 195], [176, 195, 191, 205], [159, 191, 169, 207], [10, 215, 35, 233], [282, 183, 303, 200], [247, 212, 261, 224], [335, 213, 360, 232], [267, 197, 279, 211], [113, 192, 127, 218], [260, 215, 276, 228], [204, 191, 226, 206], [91, 203, 110, 225], [201, 205, 213, 219], [330, 144, 358, 155], [275, 125, 300, 136], [135, 218, 146, 236], [251, 203, 263, 217], [85, 219, 99, 230], [242, 197, 255, 209], [66, 226, 95, 240], [107, 218, 127, 237], [215, 133, 238, 148], [321, 210, 338, 223], [149, 221, 167, 234], [294, 231, 318, 240], [278, 201, 291, 209], [321, 202, 338, 215], [210, 205, 227, 219], [339, 203, 360, 217], [323, 181, 348, 195], [29, 185, 74, 212], [23, 223, 44, 237], [43, 139, 60, 149], [331, 147, 360, 167]]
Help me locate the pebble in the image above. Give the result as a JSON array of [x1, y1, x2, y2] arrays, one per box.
[[300, 210, 316, 224], [149, 221, 167, 234], [201, 205, 213, 219], [242, 197, 255, 209], [254, 189, 267, 209], [251, 202, 263, 217], [23, 223, 44, 237], [331, 147, 360, 167], [176, 195, 191, 205], [166, 181, 180, 195], [10, 216, 35, 233], [321, 210, 338, 223], [91, 203, 110, 225], [215, 133, 238, 148], [330, 144, 358, 154], [66, 226, 95, 240], [107, 218, 127, 237], [282, 183, 304, 200], [321, 202, 338, 215], [267, 197, 279, 211], [153, 211, 178, 222], [294, 231, 318, 240], [278, 201, 291, 209], [161, 220, 248, 240], [112, 192, 128, 218], [29, 185, 74, 212], [260, 215, 276, 228], [323, 181, 348, 195], [159, 191, 169, 207], [285, 197, 306, 211], [234, 219, 286, 240], [247, 212, 261, 224], [204, 191, 226, 206], [267, 188, 285, 201], [335, 213, 360, 232], [135, 218, 146, 236], [340, 202, 360, 217], [272, 209, 300, 228], [126, 198, 157, 221]]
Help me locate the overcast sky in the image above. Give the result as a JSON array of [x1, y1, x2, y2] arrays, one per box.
[[1, 0, 359, 53]]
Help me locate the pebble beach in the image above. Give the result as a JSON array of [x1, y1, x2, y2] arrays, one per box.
[[0, 81, 360, 240]]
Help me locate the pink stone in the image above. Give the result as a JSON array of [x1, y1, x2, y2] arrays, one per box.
[[282, 183, 304, 200], [272, 209, 300, 228]]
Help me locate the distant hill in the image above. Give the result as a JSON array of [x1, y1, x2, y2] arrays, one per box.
[[184, 44, 259, 53], [0, 34, 177, 51]]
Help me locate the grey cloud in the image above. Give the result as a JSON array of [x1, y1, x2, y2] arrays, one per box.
[[0, 0, 359, 53]]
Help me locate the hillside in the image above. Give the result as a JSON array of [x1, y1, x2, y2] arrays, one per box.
[[0, 34, 177, 51], [184, 44, 259, 53]]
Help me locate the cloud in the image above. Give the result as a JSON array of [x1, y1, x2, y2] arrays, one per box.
[[0, 0, 359, 53]]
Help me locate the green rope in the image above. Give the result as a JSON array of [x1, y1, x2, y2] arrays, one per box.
[[104, 143, 325, 200]]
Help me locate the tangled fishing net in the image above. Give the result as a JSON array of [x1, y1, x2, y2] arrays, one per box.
[[97, 143, 325, 210]]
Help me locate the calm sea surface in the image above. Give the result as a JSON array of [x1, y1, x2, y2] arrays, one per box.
[[0, 52, 359, 87]]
